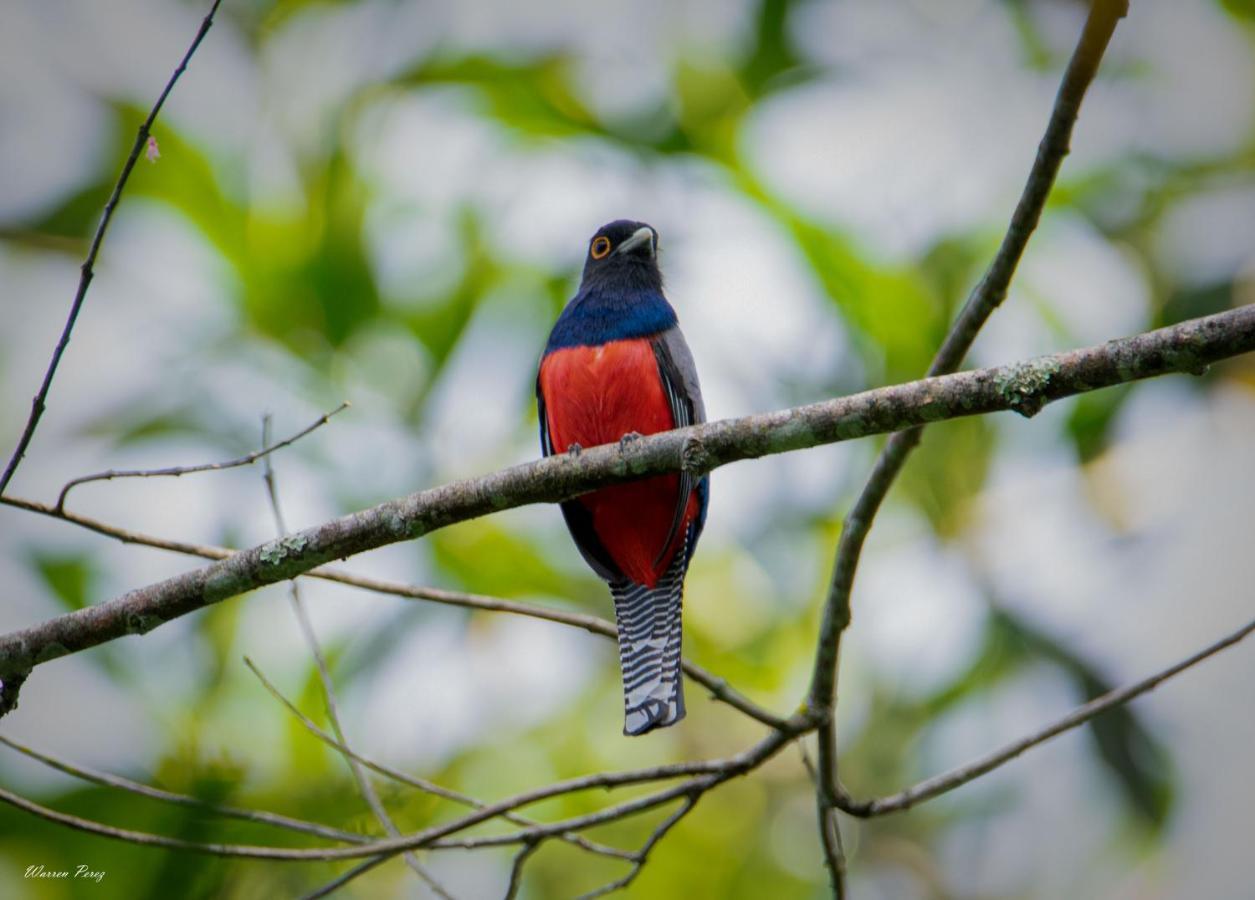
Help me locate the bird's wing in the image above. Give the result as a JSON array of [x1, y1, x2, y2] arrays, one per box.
[[537, 370, 623, 582], [651, 326, 707, 565], [536, 373, 555, 456]]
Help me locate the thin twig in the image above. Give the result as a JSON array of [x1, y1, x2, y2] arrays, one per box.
[[4, 599, 1243, 866], [54, 402, 348, 512], [806, 2, 1130, 895], [244, 656, 759, 820], [259, 417, 452, 899], [300, 856, 390, 900], [0, 726, 796, 861], [3, 301, 1251, 703], [839, 614, 1255, 818], [503, 840, 540, 900], [0, 0, 225, 497], [243, 653, 632, 862], [574, 796, 699, 900], [0, 733, 370, 845]]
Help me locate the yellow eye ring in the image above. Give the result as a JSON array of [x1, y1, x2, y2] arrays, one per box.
[[590, 236, 611, 259]]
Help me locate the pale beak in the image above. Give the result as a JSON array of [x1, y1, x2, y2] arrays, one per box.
[[615, 226, 655, 257]]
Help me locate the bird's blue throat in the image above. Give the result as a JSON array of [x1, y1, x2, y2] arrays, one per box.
[[543, 283, 678, 352]]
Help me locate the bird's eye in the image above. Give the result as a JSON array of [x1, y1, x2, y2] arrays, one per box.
[[590, 236, 612, 259]]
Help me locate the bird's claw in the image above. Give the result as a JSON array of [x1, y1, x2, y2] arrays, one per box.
[[567, 443, 583, 457], [619, 432, 643, 451]]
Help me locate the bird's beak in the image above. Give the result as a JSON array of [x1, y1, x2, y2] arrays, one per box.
[[615, 226, 655, 258]]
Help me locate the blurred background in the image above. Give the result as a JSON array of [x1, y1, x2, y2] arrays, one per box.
[[1, 0, 1254, 897]]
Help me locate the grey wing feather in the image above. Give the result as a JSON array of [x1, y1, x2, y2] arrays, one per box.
[[655, 326, 706, 422], [651, 327, 706, 566]]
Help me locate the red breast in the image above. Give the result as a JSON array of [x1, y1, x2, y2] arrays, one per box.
[[539, 339, 697, 586]]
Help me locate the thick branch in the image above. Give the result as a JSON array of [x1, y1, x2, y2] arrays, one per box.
[[0, 496, 787, 729], [0, 305, 1251, 699], [0, 0, 224, 497]]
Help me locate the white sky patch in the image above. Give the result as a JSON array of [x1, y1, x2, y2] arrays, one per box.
[[421, 294, 549, 478], [358, 611, 595, 768], [1153, 182, 1255, 288], [1092, 0, 1255, 163], [747, 1, 1048, 260], [848, 522, 988, 698], [974, 213, 1150, 367]]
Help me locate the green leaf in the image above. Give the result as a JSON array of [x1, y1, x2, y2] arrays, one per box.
[[899, 416, 996, 538], [1065, 383, 1132, 463], [1220, 0, 1255, 22], [431, 520, 596, 600], [30, 550, 98, 612]]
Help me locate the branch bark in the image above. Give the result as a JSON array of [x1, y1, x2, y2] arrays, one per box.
[[0, 495, 788, 729], [0, 302, 1252, 710]]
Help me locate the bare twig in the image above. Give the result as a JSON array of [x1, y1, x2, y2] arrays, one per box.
[[0, 0, 225, 498], [54, 402, 348, 512], [839, 614, 1255, 818], [258, 417, 450, 898], [244, 655, 766, 818], [2, 302, 1250, 708], [816, 804, 847, 900], [806, 2, 1130, 894], [243, 654, 632, 862], [574, 796, 699, 900], [0, 612, 1248, 868], [504, 840, 540, 900], [301, 856, 390, 900], [0, 723, 798, 862], [0, 733, 370, 845]]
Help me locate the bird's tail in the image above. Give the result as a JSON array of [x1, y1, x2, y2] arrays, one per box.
[[610, 550, 688, 736]]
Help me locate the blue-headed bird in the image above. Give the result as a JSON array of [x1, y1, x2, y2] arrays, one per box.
[[537, 220, 708, 736]]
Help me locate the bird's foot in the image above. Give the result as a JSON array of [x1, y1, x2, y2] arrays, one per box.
[[619, 432, 643, 451], [566, 443, 583, 457]]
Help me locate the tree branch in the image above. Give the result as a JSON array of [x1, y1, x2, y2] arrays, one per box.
[[53, 402, 347, 513], [503, 839, 540, 900], [0, 733, 370, 845], [0, 495, 787, 729], [0, 305, 1250, 703], [243, 656, 634, 863], [0, 0, 225, 497], [0, 303, 1249, 711], [258, 422, 449, 897], [806, 1, 1129, 892], [573, 796, 700, 900], [838, 614, 1255, 817], [0, 724, 801, 862], [2, 612, 1249, 871]]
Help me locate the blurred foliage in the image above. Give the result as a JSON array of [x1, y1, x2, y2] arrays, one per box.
[[2, 0, 1253, 898]]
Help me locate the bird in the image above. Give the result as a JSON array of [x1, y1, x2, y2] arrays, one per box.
[[537, 220, 708, 736]]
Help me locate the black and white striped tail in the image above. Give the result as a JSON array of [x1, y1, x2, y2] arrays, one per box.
[[611, 544, 688, 736]]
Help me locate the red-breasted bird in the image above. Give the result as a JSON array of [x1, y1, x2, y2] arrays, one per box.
[[537, 220, 708, 736]]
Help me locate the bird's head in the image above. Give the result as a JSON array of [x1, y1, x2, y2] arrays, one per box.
[[579, 220, 662, 291]]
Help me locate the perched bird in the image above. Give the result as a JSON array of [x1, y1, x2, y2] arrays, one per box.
[[537, 220, 708, 736]]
